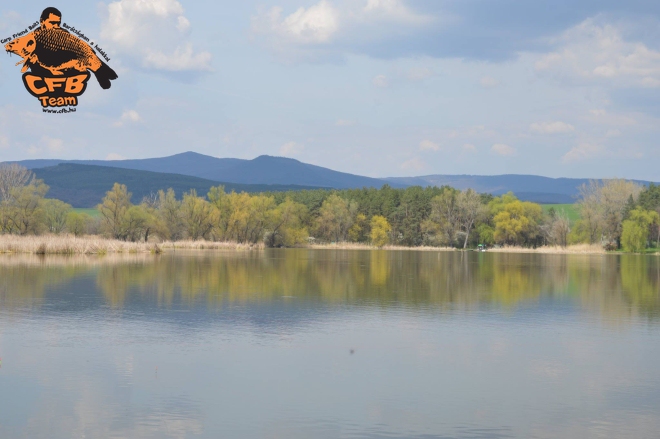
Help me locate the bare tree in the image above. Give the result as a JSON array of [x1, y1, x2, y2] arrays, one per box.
[[457, 189, 486, 248], [0, 164, 34, 202], [577, 179, 641, 245]]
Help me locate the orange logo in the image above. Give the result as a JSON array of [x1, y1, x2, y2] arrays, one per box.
[[3, 7, 117, 112]]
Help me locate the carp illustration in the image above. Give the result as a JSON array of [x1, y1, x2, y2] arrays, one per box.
[[4, 7, 117, 89]]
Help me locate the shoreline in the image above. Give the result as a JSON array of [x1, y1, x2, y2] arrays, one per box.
[[0, 235, 655, 256]]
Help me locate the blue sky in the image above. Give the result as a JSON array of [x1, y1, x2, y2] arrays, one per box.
[[1, 0, 659, 180]]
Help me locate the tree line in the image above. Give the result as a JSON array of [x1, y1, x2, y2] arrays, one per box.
[[1, 163, 659, 251]]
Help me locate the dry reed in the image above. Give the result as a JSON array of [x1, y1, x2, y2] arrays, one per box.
[[487, 244, 606, 254], [0, 235, 628, 256], [309, 242, 456, 252], [0, 235, 263, 255]]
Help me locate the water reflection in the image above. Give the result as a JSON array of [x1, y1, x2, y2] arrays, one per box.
[[0, 250, 658, 321], [1, 250, 660, 439]]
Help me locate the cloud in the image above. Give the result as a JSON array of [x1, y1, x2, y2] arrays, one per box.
[[373, 74, 389, 88], [479, 76, 500, 89], [462, 143, 476, 152], [41, 136, 64, 154], [401, 156, 425, 171], [105, 153, 127, 161], [253, 1, 340, 45], [530, 121, 575, 134], [535, 19, 660, 88], [335, 119, 356, 126], [251, 0, 435, 60], [101, 0, 211, 74], [562, 142, 604, 162], [407, 67, 434, 81], [0, 135, 8, 150], [114, 110, 142, 127], [419, 139, 440, 151], [363, 0, 432, 25], [491, 143, 516, 156], [280, 141, 305, 156]]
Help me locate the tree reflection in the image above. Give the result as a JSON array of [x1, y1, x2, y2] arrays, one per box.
[[0, 251, 658, 321]]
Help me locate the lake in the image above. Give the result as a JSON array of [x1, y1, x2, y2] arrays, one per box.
[[0, 249, 659, 438]]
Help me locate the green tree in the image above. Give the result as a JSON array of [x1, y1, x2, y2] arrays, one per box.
[[98, 183, 132, 239], [6, 180, 49, 235], [316, 194, 356, 242], [157, 188, 182, 240], [370, 215, 391, 247], [42, 199, 72, 234], [66, 212, 90, 237], [490, 195, 543, 246], [180, 190, 215, 240], [621, 208, 660, 252], [266, 198, 308, 247]]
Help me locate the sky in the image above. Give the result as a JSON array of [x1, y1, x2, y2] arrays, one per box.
[[1, 0, 660, 180]]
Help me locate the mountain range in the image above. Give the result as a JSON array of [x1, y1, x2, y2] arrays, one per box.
[[4, 151, 658, 207]]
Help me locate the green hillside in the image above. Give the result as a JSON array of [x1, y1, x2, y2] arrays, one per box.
[[542, 204, 580, 222], [34, 164, 322, 207]]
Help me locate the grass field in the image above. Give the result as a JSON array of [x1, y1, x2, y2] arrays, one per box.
[[72, 208, 100, 218], [542, 204, 580, 222]]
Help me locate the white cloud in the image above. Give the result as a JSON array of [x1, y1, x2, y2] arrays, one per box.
[[407, 67, 434, 81], [491, 143, 515, 156], [535, 19, 660, 88], [562, 143, 604, 163], [530, 121, 575, 134], [401, 157, 425, 171], [251, 0, 435, 60], [419, 139, 440, 151], [0, 135, 8, 150], [280, 141, 305, 156], [462, 143, 476, 152], [101, 0, 211, 73], [252, 1, 340, 45], [373, 74, 389, 88], [335, 119, 356, 126], [479, 76, 500, 89], [114, 110, 142, 127], [41, 136, 64, 153], [106, 153, 127, 161], [363, 0, 431, 25]]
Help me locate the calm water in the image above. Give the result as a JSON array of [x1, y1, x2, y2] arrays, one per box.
[[0, 249, 659, 439]]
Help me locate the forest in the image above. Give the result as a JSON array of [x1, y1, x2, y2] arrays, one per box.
[[1, 163, 659, 252]]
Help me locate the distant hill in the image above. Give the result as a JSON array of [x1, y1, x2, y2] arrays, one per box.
[[33, 164, 321, 207], [7, 152, 659, 204], [385, 174, 659, 204], [10, 152, 400, 190]]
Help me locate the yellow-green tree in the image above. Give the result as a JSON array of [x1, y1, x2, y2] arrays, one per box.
[[370, 215, 391, 247], [180, 190, 215, 240], [6, 180, 49, 235], [66, 211, 90, 237], [316, 194, 356, 242], [490, 194, 543, 246], [348, 213, 368, 242], [98, 183, 132, 239], [42, 199, 72, 234], [621, 208, 660, 252], [157, 188, 182, 240], [267, 198, 308, 247]]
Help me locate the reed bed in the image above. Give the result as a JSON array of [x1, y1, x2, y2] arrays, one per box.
[[309, 242, 456, 252], [0, 235, 263, 255], [0, 236, 635, 256], [487, 244, 606, 254]]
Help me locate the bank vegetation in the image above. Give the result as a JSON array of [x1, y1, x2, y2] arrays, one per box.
[[1, 164, 659, 254]]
